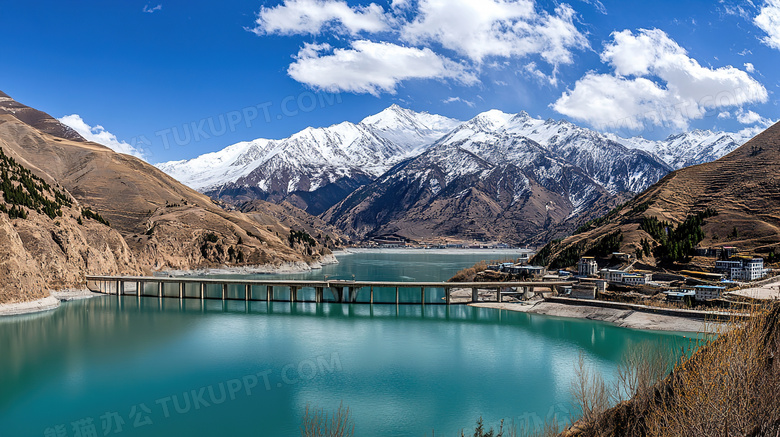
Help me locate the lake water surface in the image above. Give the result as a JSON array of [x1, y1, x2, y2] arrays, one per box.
[[0, 250, 694, 436]]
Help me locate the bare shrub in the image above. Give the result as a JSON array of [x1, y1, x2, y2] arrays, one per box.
[[612, 341, 676, 404], [301, 402, 354, 437], [571, 353, 610, 427]]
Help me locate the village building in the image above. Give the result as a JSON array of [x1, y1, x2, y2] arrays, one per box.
[[577, 256, 598, 276], [599, 269, 626, 284], [665, 290, 696, 302], [622, 273, 652, 286], [612, 252, 632, 262], [715, 256, 766, 281], [694, 285, 726, 301]]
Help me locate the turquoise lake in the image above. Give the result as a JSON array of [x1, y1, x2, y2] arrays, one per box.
[[0, 250, 695, 436]]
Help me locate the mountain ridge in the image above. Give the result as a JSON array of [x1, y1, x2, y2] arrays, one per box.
[[532, 120, 780, 269], [157, 105, 747, 219]]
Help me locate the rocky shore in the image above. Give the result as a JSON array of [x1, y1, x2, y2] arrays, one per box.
[[470, 300, 712, 333]]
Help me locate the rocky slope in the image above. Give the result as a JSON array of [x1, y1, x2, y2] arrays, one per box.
[[0, 144, 138, 304], [0, 91, 85, 142], [0, 92, 335, 304], [532, 121, 780, 268]]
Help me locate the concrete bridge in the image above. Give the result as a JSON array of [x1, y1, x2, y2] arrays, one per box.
[[86, 275, 574, 305]]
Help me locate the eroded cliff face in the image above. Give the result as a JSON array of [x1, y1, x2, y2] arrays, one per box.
[[0, 208, 140, 304]]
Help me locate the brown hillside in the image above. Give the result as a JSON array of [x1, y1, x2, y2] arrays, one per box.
[[537, 122, 780, 266], [0, 91, 85, 142], [0, 92, 333, 303]]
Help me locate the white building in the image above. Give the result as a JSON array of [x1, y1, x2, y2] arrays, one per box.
[[577, 257, 598, 276], [715, 257, 765, 281], [622, 273, 651, 286], [599, 269, 626, 283], [694, 285, 726, 301]]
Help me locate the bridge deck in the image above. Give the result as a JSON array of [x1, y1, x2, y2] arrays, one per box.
[[85, 275, 573, 305]]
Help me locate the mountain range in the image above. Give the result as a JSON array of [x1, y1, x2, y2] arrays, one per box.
[[533, 119, 780, 268], [158, 105, 747, 244]]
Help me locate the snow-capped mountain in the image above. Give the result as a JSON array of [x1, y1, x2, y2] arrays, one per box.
[[436, 110, 672, 195], [155, 105, 460, 213], [321, 109, 751, 244], [322, 134, 617, 244], [157, 104, 748, 227], [615, 130, 744, 170]]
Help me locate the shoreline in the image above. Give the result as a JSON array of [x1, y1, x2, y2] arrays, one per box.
[[157, 253, 339, 276], [0, 255, 342, 317], [0, 289, 102, 317], [470, 300, 713, 333]]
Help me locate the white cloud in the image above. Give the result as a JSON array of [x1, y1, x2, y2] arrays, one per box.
[[58, 115, 148, 160], [288, 40, 477, 95], [523, 61, 557, 85], [250, 0, 389, 35], [143, 4, 162, 13], [744, 62, 756, 72], [250, 0, 590, 95], [402, 1, 588, 65], [736, 108, 772, 125], [553, 29, 768, 131], [443, 96, 476, 107], [390, 0, 411, 10], [718, 111, 732, 119], [578, 0, 607, 15], [755, 0, 780, 50]]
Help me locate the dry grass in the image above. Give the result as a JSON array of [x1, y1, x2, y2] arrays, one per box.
[[565, 302, 780, 437]]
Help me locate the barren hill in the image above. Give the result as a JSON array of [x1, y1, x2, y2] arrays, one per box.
[[534, 122, 780, 268], [0, 92, 334, 303]]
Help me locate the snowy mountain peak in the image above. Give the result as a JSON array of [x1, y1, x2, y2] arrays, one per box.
[[359, 105, 461, 150], [470, 109, 515, 129]]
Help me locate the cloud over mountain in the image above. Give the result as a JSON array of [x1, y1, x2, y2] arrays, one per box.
[[553, 28, 767, 132]]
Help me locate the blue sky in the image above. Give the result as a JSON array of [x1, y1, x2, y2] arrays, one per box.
[[1, 0, 778, 163]]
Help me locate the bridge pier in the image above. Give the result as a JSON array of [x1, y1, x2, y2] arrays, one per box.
[[472, 288, 479, 302], [348, 286, 360, 303], [315, 287, 324, 303], [290, 286, 299, 302]]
